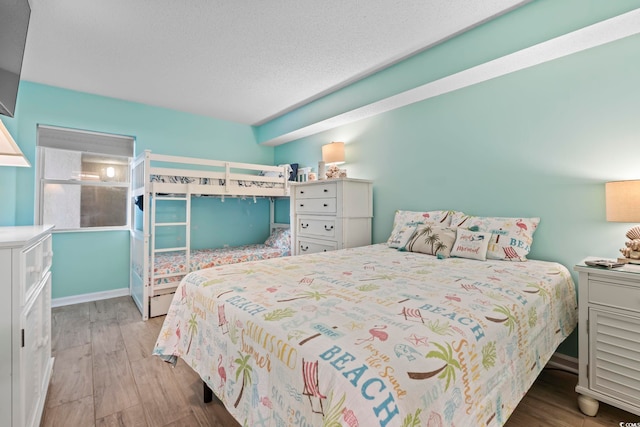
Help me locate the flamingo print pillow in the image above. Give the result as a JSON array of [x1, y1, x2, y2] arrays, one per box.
[[386, 209, 453, 247], [449, 212, 540, 261]]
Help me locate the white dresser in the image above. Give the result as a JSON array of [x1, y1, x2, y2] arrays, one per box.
[[574, 261, 640, 417], [0, 225, 55, 427], [290, 178, 372, 255]]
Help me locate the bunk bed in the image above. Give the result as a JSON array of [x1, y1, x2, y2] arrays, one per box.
[[130, 150, 292, 320]]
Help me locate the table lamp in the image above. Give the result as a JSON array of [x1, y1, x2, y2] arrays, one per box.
[[0, 119, 30, 167], [606, 180, 640, 263]]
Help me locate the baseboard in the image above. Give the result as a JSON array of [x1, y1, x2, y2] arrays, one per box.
[[546, 352, 579, 375], [52, 288, 130, 308]]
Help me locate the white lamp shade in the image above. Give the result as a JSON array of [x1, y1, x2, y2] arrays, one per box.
[[606, 180, 640, 222], [0, 119, 30, 167], [322, 141, 345, 164]]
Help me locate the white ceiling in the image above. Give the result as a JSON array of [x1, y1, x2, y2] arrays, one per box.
[[21, 0, 527, 126]]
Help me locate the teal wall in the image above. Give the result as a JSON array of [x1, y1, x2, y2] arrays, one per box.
[[4, 82, 276, 299], [0, 115, 19, 225], [271, 9, 640, 357]]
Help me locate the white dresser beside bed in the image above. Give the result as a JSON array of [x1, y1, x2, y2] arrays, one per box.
[[290, 178, 373, 255], [0, 225, 54, 427]]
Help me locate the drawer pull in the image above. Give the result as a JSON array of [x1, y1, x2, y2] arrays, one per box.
[[323, 189, 328, 192], [301, 223, 309, 229], [323, 249, 327, 252], [324, 225, 334, 231], [300, 245, 309, 252], [299, 204, 304, 207], [300, 191, 304, 194], [323, 203, 328, 207]]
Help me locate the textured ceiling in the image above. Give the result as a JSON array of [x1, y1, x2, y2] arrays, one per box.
[[21, 0, 527, 125]]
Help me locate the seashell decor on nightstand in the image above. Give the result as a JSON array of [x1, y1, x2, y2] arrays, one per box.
[[619, 226, 640, 260]]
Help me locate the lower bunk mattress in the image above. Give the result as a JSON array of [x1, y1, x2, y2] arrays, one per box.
[[153, 244, 577, 427], [152, 244, 291, 286]]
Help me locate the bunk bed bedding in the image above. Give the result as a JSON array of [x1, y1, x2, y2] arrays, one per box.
[[150, 174, 285, 190], [152, 243, 291, 285], [153, 243, 578, 427]]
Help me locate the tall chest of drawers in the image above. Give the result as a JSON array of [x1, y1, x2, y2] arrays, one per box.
[[0, 225, 55, 427], [290, 178, 373, 255]]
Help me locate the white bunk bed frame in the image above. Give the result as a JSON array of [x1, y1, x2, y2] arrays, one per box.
[[130, 150, 291, 320]]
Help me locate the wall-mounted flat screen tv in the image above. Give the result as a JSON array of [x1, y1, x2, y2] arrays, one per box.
[[0, 0, 31, 118]]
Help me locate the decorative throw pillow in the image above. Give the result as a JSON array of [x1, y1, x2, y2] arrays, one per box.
[[387, 223, 418, 249], [451, 228, 492, 261], [386, 210, 453, 246], [402, 225, 456, 258], [265, 228, 291, 249], [449, 212, 539, 261]]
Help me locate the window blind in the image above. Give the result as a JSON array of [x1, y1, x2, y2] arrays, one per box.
[[37, 125, 134, 157]]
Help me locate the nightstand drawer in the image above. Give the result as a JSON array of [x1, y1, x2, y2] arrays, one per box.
[[297, 238, 337, 254], [295, 183, 336, 199], [297, 217, 336, 238], [295, 198, 336, 214], [589, 279, 640, 313]]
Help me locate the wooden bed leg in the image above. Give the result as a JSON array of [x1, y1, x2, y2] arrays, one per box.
[[204, 381, 213, 403], [577, 394, 599, 417]]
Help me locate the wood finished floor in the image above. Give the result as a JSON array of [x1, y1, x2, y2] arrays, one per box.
[[42, 296, 639, 427]]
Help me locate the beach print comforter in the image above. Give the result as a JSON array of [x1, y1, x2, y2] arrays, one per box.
[[153, 244, 577, 427]]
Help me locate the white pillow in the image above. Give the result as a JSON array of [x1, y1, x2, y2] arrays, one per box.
[[386, 210, 453, 246]]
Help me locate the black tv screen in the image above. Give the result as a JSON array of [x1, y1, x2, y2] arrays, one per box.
[[0, 0, 31, 118]]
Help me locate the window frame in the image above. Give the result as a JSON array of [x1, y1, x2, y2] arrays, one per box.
[[35, 125, 134, 232]]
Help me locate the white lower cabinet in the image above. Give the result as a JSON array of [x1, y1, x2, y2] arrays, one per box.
[[574, 262, 640, 417], [0, 225, 55, 427]]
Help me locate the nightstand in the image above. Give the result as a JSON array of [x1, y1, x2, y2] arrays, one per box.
[[574, 260, 640, 417], [290, 178, 373, 255]]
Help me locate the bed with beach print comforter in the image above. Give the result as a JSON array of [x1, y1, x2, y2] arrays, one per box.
[[153, 244, 577, 427]]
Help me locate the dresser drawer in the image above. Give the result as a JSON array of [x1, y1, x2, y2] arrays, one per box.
[[297, 238, 337, 254], [297, 217, 336, 238], [295, 198, 336, 214], [295, 182, 336, 199], [589, 278, 640, 314]]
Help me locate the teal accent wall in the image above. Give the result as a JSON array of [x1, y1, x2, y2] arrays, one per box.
[[273, 25, 640, 357], [5, 82, 276, 299], [0, 115, 19, 226]]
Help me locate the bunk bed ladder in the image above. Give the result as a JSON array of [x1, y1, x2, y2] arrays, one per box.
[[149, 187, 191, 316]]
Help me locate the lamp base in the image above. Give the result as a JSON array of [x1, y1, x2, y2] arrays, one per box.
[[617, 257, 640, 265]]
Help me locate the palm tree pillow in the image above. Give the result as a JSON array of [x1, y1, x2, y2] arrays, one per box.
[[402, 224, 456, 257]]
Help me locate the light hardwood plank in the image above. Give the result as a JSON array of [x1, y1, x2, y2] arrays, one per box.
[[91, 319, 126, 355], [51, 309, 91, 353], [130, 354, 192, 426], [95, 403, 148, 427], [41, 395, 95, 427], [120, 317, 164, 362], [46, 343, 93, 407], [93, 349, 141, 419]]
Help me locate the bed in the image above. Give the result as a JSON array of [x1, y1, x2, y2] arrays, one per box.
[[153, 210, 578, 427], [130, 150, 292, 319]]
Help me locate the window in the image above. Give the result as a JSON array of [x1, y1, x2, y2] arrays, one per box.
[[36, 125, 134, 230]]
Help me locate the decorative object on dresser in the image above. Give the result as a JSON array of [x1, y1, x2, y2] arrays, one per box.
[[290, 178, 372, 255], [574, 260, 640, 418], [0, 225, 54, 427], [0, 119, 30, 167], [605, 180, 640, 264], [321, 141, 346, 179]]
